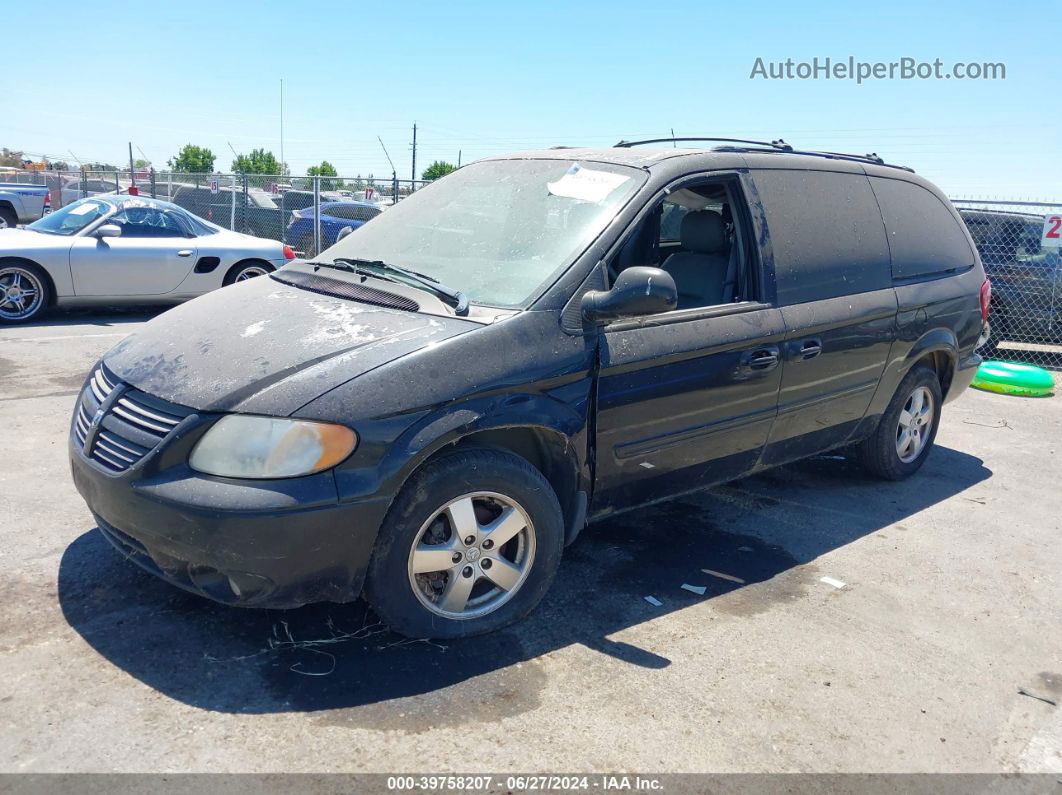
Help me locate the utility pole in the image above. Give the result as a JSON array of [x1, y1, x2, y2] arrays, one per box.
[[378, 136, 398, 203], [279, 79, 285, 177], [128, 142, 136, 188], [458, 150, 462, 168], [410, 122, 417, 182]]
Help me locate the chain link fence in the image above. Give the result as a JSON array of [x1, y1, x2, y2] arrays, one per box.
[[0, 168, 427, 257], [954, 200, 1062, 371]]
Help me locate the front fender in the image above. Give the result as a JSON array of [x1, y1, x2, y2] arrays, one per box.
[[331, 385, 593, 512]]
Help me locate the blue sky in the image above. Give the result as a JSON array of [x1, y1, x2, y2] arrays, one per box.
[[7, 0, 1059, 198]]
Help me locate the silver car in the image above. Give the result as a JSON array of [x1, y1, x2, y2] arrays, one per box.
[[0, 195, 295, 324]]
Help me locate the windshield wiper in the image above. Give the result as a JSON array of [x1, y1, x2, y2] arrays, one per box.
[[312, 257, 469, 316]]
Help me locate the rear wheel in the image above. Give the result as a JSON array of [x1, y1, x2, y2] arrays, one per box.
[[365, 448, 564, 638], [0, 206, 17, 229], [224, 260, 274, 285], [856, 365, 942, 480], [0, 262, 50, 324]]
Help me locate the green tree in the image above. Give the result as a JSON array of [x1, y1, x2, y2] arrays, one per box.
[[307, 159, 339, 188], [133, 158, 150, 169], [307, 160, 341, 190], [231, 148, 281, 175], [306, 160, 337, 177], [421, 160, 456, 181], [167, 144, 215, 173]]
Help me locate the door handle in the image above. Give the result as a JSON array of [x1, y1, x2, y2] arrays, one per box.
[[177, 249, 193, 257], [744, 347, 780, 371], [797, 338, 823, 360]]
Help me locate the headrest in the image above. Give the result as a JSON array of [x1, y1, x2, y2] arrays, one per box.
[[680, 210, 727, 254]]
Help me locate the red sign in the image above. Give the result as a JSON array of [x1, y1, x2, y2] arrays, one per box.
[[1043, 215, 1062, 248]]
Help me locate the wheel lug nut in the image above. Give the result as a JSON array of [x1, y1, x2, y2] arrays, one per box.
[[464, 535, 476, 545], [481, 559, 492, 570], [451, 551, 462, 563], [462, 566, 474, 578], [482, 539, 494, 550]]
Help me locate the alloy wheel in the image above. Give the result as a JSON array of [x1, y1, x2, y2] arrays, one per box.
[[0, 267, 44, 321], [235, 266, 269, 281], [406, 492, 536, 620], [896, 385, 934, 463]]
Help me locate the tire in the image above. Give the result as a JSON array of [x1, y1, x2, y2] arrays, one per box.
[[856, 364, 942, 480], [223, 260, 274, 286], [365, 448, 564, 639], [0, 206, 17, 229], [0, 261, 50, 324]]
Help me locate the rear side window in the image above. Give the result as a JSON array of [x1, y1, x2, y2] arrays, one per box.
[[870, 177, 975, 279], [752, 169, 891, 304], [326, 204, 381, 222]]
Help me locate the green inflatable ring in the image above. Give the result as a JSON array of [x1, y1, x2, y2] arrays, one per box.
[[972, 361, 1055, 397]]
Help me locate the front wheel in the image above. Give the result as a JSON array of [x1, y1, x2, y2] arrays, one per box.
[[364, 448, 564, 638], [856, 365, 942, 480], [0, 262, 50, 324]]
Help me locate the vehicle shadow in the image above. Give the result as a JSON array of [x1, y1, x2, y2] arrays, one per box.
[[13, 306, 170, 329], [58, 445, 991, 717]]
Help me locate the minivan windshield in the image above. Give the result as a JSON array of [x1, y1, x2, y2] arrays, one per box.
[[27, 199, 111, 236], [320, 159, 644, 307]]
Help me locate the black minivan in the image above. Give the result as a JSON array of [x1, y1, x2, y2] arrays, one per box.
[[70, 141, 988, 637]]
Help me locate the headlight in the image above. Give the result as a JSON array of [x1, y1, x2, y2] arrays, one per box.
[[189, 415, 357, 479]]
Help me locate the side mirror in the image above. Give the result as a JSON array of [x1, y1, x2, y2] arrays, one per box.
[[93, 224, 121, 239], [336, 225, 355, 242], [581, 266, 677, 324]]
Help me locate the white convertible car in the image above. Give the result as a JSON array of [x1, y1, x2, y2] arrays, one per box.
[[0, 195, 295, 324]]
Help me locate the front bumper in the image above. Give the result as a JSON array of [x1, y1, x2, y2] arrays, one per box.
[[69, 388, 390, 609]]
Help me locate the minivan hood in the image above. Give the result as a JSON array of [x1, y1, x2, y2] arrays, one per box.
[[103, 275, 477, 414]]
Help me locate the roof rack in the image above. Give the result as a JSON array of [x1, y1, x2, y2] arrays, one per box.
[[614, 136, 793, 151], [782, 149, 913, 172], [613, 136, 914, 172]]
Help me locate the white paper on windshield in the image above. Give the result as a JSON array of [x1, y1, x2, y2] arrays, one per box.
[[547, 163, 629, 203], [69, 203, 97, 215]]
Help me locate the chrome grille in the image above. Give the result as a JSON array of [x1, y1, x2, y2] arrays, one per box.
[[111, 396, 184, 435], [73, 365, 191, 473]]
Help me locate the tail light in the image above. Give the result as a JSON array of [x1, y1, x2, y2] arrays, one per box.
[[283, 245, 296, 260], [979, 279, 992, 323]]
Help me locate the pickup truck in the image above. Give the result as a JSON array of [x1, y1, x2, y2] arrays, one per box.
[[0, 184, 49, 228]]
